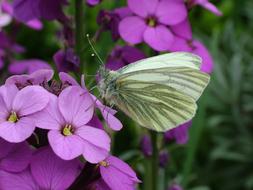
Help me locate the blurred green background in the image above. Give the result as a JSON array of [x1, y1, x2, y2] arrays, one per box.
[[12, 0, 253, 190]]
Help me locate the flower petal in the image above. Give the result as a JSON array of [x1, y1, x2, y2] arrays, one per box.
[[192, 40, 213, 73], [143, 25, 174, 51], [48, 130, 84, 160], [0, 85, 18, 111], [34, 94, 64, 130], [0, 142, 33, 172], [100, 157, 140, 190], [82, 141, 109, 163], [106, 156, 140, 181], [8, 59, 51, 74], [100, 108, 123, 131], [119, 16, 146, 44], [170, 18, 192, 40], [0, 117, 35, 143], [76, 126, 110, 151], [0, 138, 15, 159], [13, 85, 50, 116], [58, 86, 94, 127], [168, 36, 192, 52], [0, 169, 40, 190], [128, 0, 158, 17], [29, 69, 54, 84], [31, 147, 81, 190], [156, 0, 187, 25], [59, 72, 79, 86]]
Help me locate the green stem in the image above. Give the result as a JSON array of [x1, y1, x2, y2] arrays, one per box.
[[182, 95, 207, 187], [75, 0, 86, 74], [150, 131, 159, 190]]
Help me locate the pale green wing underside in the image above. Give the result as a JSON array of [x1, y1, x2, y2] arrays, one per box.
[[113, 80, 197, 132], [118, 52, 202, 74], [117, 67, 210, 101], [104, 52, 210, 132]]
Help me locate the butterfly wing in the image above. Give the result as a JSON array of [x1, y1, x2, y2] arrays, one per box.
[[112, 80, 197, 131], [108, 52, 210, 132], [118, 52, 201, 74]]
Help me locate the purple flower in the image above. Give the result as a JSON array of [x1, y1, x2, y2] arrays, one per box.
[[159, 150, 169, 167], [0, 85, 50, 143], [13, 0, 68, 22], [59, 72, 123, 131], [0, 138, 33, 172], [1, 1, 43, 30], [87, 0, 102, 6], [6, 69, 54, 88], [106, 45, 146, 70], [164, 121, 192, 145], [169, 37, 214, 73], [168, 184, 183, 190], [140, 135, 152, 157], [97, 10, 121, 41], [97, 8, 131, 41], [31, 147, 82, 189], [8, 59, 51, 74], [53, 48, 80, 72], [35, 86, 111, 162], [188, 0, 222, 16], [99, 155, 141, 190], [0, 147, 81, 190], [119, 0, 188, 51]]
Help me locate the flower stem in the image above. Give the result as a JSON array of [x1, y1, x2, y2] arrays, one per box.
[[150, 131, 159, 190], [75, 0, 86, 74]]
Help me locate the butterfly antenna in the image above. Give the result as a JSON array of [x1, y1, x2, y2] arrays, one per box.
[[86, 34, 104, 65]]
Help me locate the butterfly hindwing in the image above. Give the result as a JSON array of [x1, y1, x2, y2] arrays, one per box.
[[113, 80, 197, 131]]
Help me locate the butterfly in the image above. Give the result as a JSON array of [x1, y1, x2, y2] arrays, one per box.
[[97, 52, 210, 132]]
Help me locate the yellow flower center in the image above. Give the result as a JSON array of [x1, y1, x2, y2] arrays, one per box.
[[8, 112, 18, 123], [147, 17, 157, 27], [99, 161, 109, 167], [62, 124, 73, 136]]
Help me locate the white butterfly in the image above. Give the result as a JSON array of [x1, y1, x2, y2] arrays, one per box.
[[97, 52, 210, 132]]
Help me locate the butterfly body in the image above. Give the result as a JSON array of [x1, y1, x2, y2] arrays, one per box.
[[98, 52, 210, 132]]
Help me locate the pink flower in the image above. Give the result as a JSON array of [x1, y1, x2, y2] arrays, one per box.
[[0, 138, 33, 172], [0, 85, 50, 143], [5, 69, 54, 88], [59, 72, 123, 131], [119, 0, 188, 51], [188, 0, 222, 16], [98, 155, 141, 190], [0, 147, 81, 190], [35, 86, 111, 163]]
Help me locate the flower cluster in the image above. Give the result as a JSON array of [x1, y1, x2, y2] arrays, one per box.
[[0, 69, 140, 189]]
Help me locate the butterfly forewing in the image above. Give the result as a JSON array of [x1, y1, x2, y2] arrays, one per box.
[[117, 67, 210, 101]]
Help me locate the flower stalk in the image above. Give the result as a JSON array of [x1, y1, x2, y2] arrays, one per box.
[[150, 131, 159, 190]]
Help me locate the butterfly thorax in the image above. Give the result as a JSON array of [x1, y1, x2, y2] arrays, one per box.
[[98, 68, 120, 106]]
